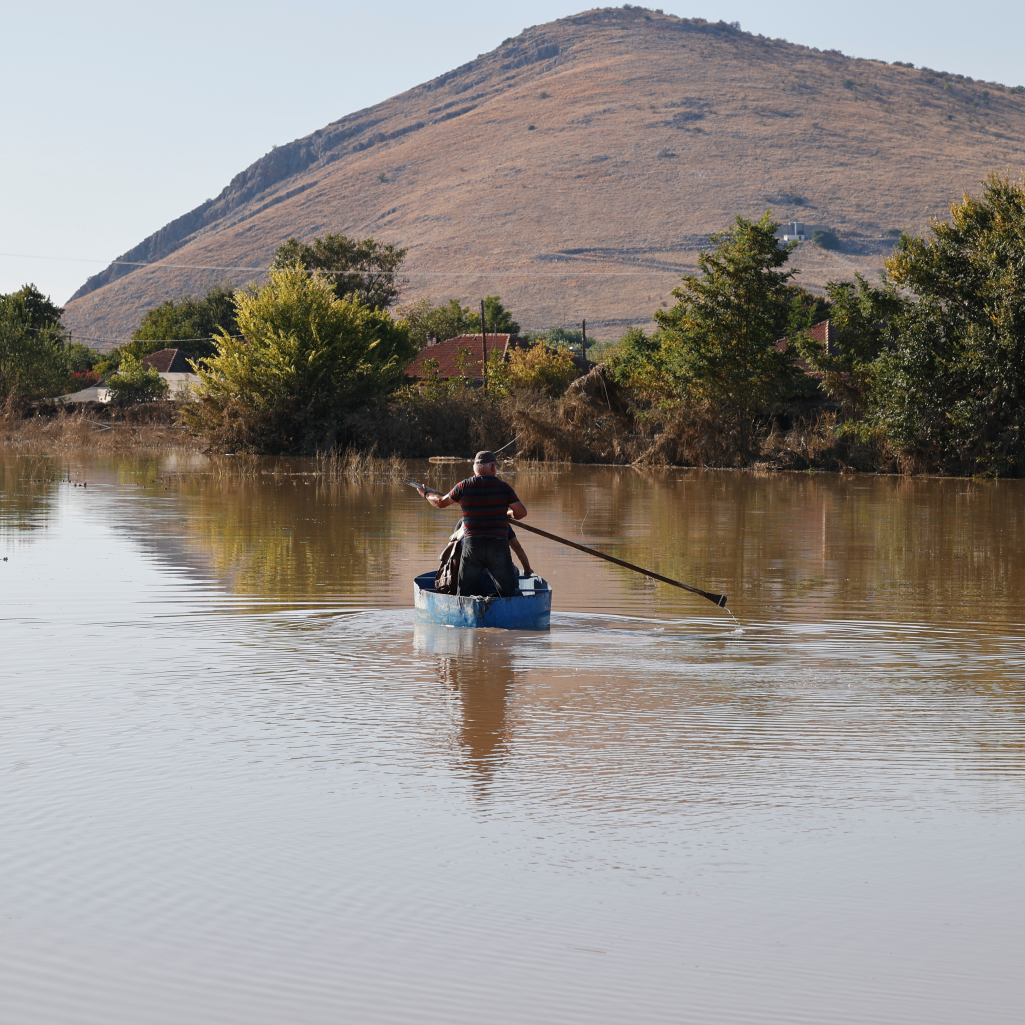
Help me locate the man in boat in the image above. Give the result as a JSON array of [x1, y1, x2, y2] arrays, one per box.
[[418, 450, 527, 596], [434, 517, 532, 595]]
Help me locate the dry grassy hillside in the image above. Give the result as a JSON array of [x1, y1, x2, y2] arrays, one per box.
[[64, 6, 1025, 347]]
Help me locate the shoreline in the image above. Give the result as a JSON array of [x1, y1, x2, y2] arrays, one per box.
[[0, 411, 984, 480]]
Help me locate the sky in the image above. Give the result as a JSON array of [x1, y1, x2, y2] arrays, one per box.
[[2, 0, 1024, 306]]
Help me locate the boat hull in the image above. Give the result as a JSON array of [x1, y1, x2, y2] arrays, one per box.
[[413, 572, 551, 630]]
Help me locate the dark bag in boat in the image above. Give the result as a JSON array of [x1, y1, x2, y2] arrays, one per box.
[[435, 537, 462, 594]]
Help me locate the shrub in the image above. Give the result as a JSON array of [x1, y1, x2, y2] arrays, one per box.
[[506, 344, 579, 395], [181, 265, 416, 453], [812, 229, 841, 250], [106, 354, 169, 405]]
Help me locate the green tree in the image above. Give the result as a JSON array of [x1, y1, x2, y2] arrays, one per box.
[[795, 275, 902, 415], [272, 234, 407, 308], [465, 295, 520, 336], [106, 354, 170, 405], [66, 343, 102, 374], [869, 172, 1025, 474], [0, 285, 69, 401], [635, 214, 806, 418], [97, 285, 240, 373], [396, 296, 476, 347], [0, 284, 64, 331], [524, 326, 586, 355], [132, 284, 238, 353], [181, 265, 417, 452]]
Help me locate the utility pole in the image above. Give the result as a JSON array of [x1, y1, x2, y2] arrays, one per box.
[[480, 298, 488, 390], [581, 319, 587, 362]]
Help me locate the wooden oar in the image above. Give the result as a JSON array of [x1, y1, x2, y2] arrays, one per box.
[[512, 520, 728, 608]]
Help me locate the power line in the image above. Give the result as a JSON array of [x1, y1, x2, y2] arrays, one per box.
[[0, 250, 683, 277]]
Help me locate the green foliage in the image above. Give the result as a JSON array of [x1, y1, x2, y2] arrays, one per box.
[[632, 214, 808, 418], [0, 313, 68, 401], [869, 172, 1025, 474], [181, 265, 417, 453], [0, 284, 69, 400], [132, 284, 238, 353], [465, 295, 520, 336], [506, 344, 578, 395], [812, 229, 841, 250], [604, 326, 662, 387], [96, 285, 239, 373], [795, 275, 902, 414], [0, 284, 64, 331], [66, 343, 101, 374], [106, 354, 170, 406], [396, 297, 476, 348], [525, 326, 584, 351], [272, 234, 407, 309], [395, 294, 520, 348]]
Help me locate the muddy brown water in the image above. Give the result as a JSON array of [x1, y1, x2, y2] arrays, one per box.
[[2, 452, 1024, 1025]]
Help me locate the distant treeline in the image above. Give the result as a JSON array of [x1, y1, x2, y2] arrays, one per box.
[[6, 170, 1025, 476]]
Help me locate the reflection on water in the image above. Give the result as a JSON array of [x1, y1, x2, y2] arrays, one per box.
[[0, 455, 66, 535], [2, 451, 1025, 1025], [416, 624, 519, 790]]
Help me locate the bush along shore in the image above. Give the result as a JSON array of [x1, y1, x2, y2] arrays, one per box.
[[6, 172, 1025, 476]]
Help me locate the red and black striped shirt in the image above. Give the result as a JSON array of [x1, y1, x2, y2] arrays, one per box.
[[447, 475, 521, 538]]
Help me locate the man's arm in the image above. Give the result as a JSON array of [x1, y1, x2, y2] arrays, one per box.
[[509, 500, 527, 520], [418, 485, 455, 509]]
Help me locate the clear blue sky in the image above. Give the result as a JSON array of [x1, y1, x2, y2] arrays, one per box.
[[2, 0, 1023, 305]]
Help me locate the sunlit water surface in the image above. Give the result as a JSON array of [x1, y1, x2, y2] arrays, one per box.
[[2, 453, 1024, 1024]]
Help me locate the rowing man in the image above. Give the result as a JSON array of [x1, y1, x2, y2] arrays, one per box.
[[418, 450, 527, 596]]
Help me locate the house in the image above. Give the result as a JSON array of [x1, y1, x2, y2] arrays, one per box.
[[140, 348, 202, 398], [59, 347, 202, 404], [405, 333, 594, 384], [781, 221, 807, 242], [405, 334, 532, 384], [774, 319, 832, 378]]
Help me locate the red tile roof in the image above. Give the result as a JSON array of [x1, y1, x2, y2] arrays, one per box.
[[774, 319, 831, 377], [140, 348, 195, 373], [406, 334, 531, 381]]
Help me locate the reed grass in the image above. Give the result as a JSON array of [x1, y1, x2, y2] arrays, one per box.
[[0, 402, 203, 454]]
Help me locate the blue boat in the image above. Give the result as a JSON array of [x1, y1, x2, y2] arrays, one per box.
[[413, 571, 552, 630]]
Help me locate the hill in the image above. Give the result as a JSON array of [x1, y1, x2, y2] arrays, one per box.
[[63, 6, 1025, 347]]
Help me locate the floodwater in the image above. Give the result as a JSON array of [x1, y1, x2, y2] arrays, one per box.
[[2, 452, 1024, 1025]]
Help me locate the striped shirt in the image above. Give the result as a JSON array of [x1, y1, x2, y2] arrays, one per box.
[[447, 475, 521, 538]]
